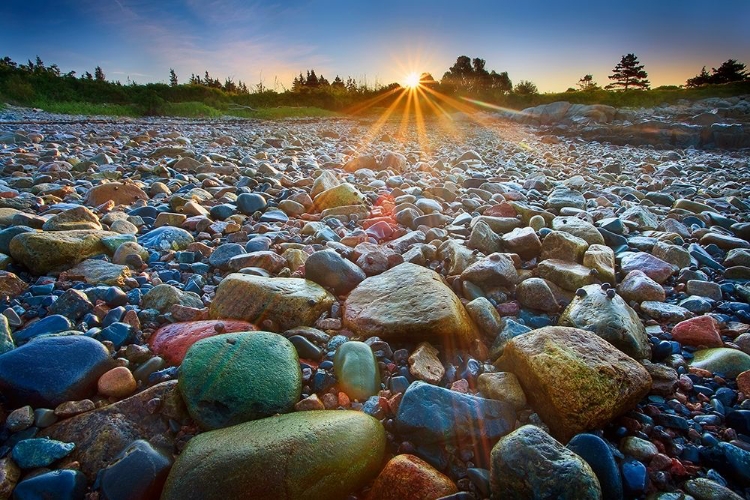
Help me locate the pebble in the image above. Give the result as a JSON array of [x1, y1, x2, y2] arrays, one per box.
[[1, 104, 749, 499]]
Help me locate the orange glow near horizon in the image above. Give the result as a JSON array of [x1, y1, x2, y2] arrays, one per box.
[[403, 72, 421, 89]]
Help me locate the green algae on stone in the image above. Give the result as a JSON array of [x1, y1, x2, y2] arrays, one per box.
[[178, 332, 301, 430], [690, 347, 750, 378], [161, 411, 386, 500]]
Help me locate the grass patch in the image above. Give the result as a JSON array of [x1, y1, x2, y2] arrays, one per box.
[[30, 100, 139, 117], [161, 101, 223, 118]]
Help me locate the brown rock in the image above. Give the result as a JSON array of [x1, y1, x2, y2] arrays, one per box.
[[501, 227, 542, 261], [537, 259, 596, 291], [210, 274, 334, 331], [367, 454, 457, 500], [737, 370, 750, 395], [0, 457, 20, 500], [408, 342, 445, 385], [344, 263, 478, 347], [150, 319, 257, 365], [98, 366, 137, 399], [41, 381, 187, 480], [620, 252, 675, 284], [85, 182, 148, 206], [0, 271, 28, 298], [617, 270, 666, 303], [9, 230, 119, 274], [42, 206, 102, 231], [477, 372, 527, 410], [495, 326, 652, 442], [540, 230, 588, 262]]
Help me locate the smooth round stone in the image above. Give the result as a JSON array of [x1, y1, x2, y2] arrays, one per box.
[[141, 284, 203, 313], [179, 331, 301, 430], [209, 204, 236, 220], [12, 438, 75, 468], [138, 226, 194, 251], [245, 237, 272, 253], [684, 478, 744, 500], [567, 433, 623, 500], [287, 335, 324, 361], [690, 348, 750, 378], [620, 458, 647, 496], [236, 193, 267, 215], [259, 209, 288, 223], [99, 439, 173, 500], [305, 249, 366, 295], [97, 366, 137, 399], [161, 411, 385, 500], [368, 454, 458, 500], [334, 341, 380, 402], [0, 335, 113, 407], [12, 469, 87, 500], [149, 320, 257, 366]]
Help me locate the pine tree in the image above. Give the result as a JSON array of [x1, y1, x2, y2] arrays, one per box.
[[577, 74, 599, 91], [306, 69, 319, 87], [711, 59, 748, 83], [94, 66, 106, 81], [606, 54, 649, 91], [169, 68, 178, 86], [332, 75, 345, 90]]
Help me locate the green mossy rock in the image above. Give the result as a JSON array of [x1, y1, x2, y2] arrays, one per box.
[[161, 411, 386, 500], [179, 332, 301, 430], [334, 341, 380, 402], [9, 230, 119, 274], [690, 348, 750, 378]]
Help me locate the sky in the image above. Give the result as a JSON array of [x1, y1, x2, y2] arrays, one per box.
[[2, 0, 749, 93]]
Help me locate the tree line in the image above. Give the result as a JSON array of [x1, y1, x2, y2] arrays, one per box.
[[0, 52, 748, 116]]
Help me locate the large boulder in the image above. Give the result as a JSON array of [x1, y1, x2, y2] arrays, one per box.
[[210, 274, 334, 331], [179, 332, 301, 430], [558, 284, 651, 359], [161, 411, 385, 500], [489, 425, 602, 500], [85, 182, 148, 206], [495, 326, 651, 442], [344, 263, 478, 346], [9, 230, 119, 274]]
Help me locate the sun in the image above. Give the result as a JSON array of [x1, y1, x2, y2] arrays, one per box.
[[403, 72, 421, 89]]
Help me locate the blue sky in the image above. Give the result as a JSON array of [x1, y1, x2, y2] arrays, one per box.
[[2, 0, 749, 92]]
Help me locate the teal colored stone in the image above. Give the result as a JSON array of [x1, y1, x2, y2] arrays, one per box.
[[100, 233, 137, 253], [12, 438, 75, 468], [334, 341, 380, 402], [690, 348, 750, 378], [179, 332, 301, 430]]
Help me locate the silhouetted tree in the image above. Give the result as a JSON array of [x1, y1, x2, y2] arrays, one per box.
[[489, 71, 512, 92], [514, 80, 538, 95], [711, 59, 748, 83], [686, 67, 712, 87], [94, 66, 106, 81], [577, 74, 599, 91], [169, 68, 178, 86], [306, 70, 319, 88], [606, 53, 649, 91], [332, 75, 345, 90]]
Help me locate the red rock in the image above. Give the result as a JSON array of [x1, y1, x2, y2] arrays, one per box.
[[671, 316, 723, 348], [495, 301, 520, 316], [367, 454, 458, 500], [484, 202, 517, 218], [737, 370, 750, 396], [149, 320, 257, 365]]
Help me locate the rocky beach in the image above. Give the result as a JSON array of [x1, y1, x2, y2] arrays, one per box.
[[0, 97, 749, 500]]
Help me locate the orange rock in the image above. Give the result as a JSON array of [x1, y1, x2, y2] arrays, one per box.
[[84, 182, 148, 207], [367, 454, 457, 500], [149, 320, 256, 365], [672, 316, 723, 348], [97, 367, 137, 399], [0, 271, 28, 298]]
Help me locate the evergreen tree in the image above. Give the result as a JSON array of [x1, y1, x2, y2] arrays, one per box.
[[711, 59, 748, 83], [686, 67, 712, 87], [169, 68, 178, 86], [332, 75, 345, 90], [306, 69, 319, 88], [291, 73, 305, 92], [577, 74, 599, 91], [606, 53, 649, 91], [94, 66, 106, 81]]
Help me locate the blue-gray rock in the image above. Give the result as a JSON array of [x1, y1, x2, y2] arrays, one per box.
[[138, 226, 194, 251], [209, 204, 236, 221], [305, 249, 366, 295], [567, 433, 623, 500], [718, 441, 750, 484], [0, 225, 34, 254], [396, 381, 515, 456], [98, 439, 173, 500], [236, 193, 267, 215], [12, 437, 75, 468], [97, 322, 135, 349], [47, 289, 94, 321], [208, 243, 247, 271], [489, 425, 602, 500], [12, 469, 87, 500], [0, 335, 113, 407], [13, 314, 74, 344], [259, 209, 288, 223], [621, 458, 647, 496]]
